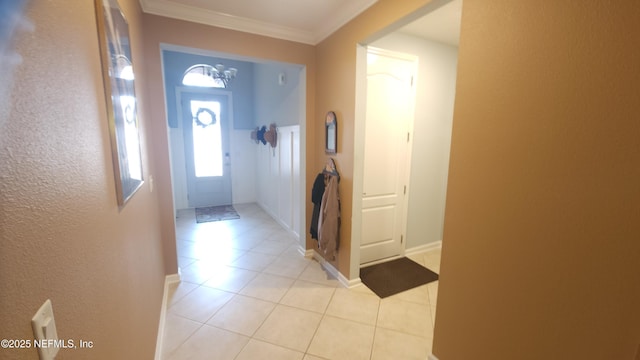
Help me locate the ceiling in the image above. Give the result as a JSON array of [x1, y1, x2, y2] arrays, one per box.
[[398, 0, 462, 46], [139, 0, 461, 46], [139, 0, 378, 45]]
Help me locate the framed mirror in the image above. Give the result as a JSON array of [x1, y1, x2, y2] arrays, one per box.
[[325, 111, 337, 154], [95, 0, 144, 207]]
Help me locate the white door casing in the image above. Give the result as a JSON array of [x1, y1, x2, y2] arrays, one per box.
[[359, 47, 417, 265], [181, 92, 233, 207]]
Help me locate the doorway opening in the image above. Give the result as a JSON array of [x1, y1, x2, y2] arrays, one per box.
[[161, 45, 308, 251], [351, 0, 462, 273], [180, 91, 232, 207], [358, 47, 417, 265]]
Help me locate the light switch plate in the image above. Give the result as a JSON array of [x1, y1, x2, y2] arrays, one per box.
[[31, 299, 59, 360]]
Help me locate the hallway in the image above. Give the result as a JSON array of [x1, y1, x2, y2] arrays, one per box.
[[161, 203, 440, 359]]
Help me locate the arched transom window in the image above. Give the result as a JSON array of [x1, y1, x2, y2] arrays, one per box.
[[182, 64, 225, 88]]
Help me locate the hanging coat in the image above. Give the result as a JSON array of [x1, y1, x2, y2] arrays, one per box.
[[318, 175, 340, 260], [310, 173, 325, 240]]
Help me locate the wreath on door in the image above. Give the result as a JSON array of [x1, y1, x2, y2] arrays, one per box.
[[193, 108, 217, 128]]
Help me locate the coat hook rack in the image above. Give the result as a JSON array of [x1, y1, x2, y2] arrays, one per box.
[[323, 157, 339, 179]]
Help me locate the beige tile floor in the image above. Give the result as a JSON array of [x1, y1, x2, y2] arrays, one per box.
[[161, 203, 440, 360]]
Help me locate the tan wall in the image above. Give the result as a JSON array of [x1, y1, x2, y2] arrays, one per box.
[[434, 1, 640, 359], [315, 0, 434, 275], [5, 1, 635, 358], [0, 1, 165, 359], [140, 14, 316, 274], [142, 0, 435, 280]]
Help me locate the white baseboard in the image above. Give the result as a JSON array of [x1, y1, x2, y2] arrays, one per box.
[[311, 250, 362, 288], [154, 273, 181, 360], [301, 247, 315, 258], [428, 354, 440, 360], [344, 276, 363, 288], [405, 240, 442, 257], [256, 201, 300, 242]]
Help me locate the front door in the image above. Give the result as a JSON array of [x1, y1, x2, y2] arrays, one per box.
[[182, 92, 232, 207], [360, 47, 416, 264]]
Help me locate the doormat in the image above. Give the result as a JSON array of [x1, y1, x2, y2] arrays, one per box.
[[195, 205, 240, 223], [360, 257, 439, 298]]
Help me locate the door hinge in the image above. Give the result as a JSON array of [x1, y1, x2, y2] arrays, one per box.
[[404, 185, 406, 194], [407, 132, 410, 142], [401, 235, 404, 244]]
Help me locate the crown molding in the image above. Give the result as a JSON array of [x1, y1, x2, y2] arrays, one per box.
[[312, 0, 378, 44], [140, 0, 316, 44], [140, 0, 378, 45]]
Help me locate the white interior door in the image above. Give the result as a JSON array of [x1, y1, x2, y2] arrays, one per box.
[[182, 92, 232, 207], [360, 47, 416, 264]]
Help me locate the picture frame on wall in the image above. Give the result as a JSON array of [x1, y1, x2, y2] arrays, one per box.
[[94, 0, 144, 207], [325, 111, 337, 154]]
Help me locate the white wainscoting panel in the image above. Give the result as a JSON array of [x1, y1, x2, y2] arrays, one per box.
[[256, 125, 301, 239]]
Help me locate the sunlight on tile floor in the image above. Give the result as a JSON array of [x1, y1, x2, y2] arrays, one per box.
[[161, 203, 440, 360]]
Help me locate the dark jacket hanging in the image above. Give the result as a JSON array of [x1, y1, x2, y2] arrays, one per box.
[[310, 173, 325, 239]]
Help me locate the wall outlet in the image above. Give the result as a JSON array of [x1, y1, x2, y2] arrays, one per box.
[[31, 299, 59, 360]]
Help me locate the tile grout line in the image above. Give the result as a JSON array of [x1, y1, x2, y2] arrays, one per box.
[[369, 288, 383, 360], [160, 321, 206, 360], [166, 205, 440, 359]]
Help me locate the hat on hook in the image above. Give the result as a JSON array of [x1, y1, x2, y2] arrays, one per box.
[[264, 123, 278, 148], [250, 126, 267, 145]]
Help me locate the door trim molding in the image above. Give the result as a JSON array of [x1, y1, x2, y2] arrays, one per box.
[[349, 44, 368, 280], [175, 88, 234, 208], [353, 45, 418, 268], [154, 272, 181, 360]]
